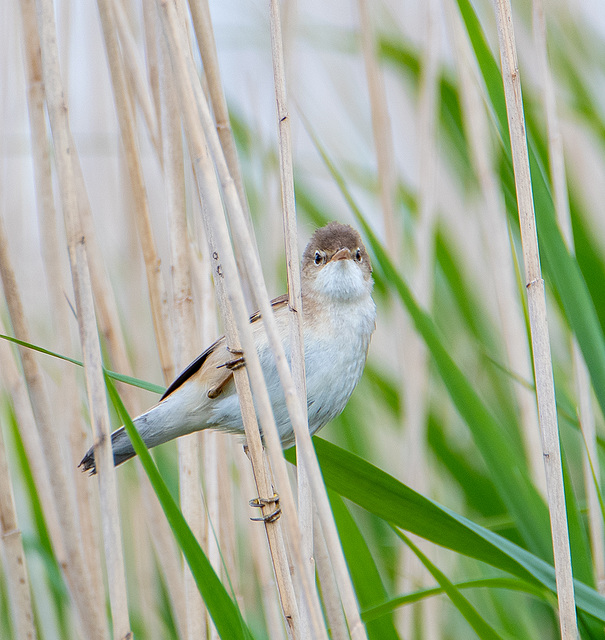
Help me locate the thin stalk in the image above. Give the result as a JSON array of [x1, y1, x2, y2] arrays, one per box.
[[18, 0, 108, 616], [446, 0, 544, 494], [96, 0, 175, 384], [0, 214, 106, 639], [157, 2, 304, 635], [34, 0, 131, 634], [494, 1, 577, 637], [357, 0, 398, 251], [0, 417, 37, 640], [112, 0, 160, 154], [532, 0, 604, 592], [160, 27, 207, 639], [401, 2, 441, 637], [160, 3, 371, 637], [238, 451, 287, 640], [163, 2, 371, 634], [187, 0, 248, 219], [314, 514, 349, 640], [267, 2, 314, 637], [187, 0, 256, 306]]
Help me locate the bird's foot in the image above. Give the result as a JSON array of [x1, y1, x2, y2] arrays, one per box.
[[249, 492, 281, 524], [219, 347, 245, 371]]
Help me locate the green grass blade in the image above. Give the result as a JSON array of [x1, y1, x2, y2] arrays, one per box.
[[104, 377, 254, 640], [362, 576, 551, 622], [303, 124, 552, 559], [395, 529, 505, 640], [329, 491, 400, 640], [455, 0, 605, 427], [0, 333, 165, 395], [286, 438, 605, 622]]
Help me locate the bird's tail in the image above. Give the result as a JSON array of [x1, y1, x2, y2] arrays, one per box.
[[79, 394, 196, 475], [79, 426, 140, 474]]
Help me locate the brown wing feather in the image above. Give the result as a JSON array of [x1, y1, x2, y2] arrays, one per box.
[[161, 294, 291, 401]]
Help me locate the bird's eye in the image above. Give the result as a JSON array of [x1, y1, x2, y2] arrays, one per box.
[[355, 248, 362, 262], [314, 251, 323, 265]]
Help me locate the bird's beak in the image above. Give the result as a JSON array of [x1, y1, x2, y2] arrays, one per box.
[[330, 247, 351, 262]]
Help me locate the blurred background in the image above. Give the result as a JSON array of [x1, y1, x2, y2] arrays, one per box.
[[2, 0, 605, 638]]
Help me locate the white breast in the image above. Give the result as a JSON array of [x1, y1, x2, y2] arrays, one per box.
[[207, 260, 376, 445]]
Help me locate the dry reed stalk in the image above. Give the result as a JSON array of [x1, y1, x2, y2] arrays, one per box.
[[494, 1, 578, 636], [131, 497, 163, 640], [532, 0, 605, 592], [143, 1, 163, 163], [237, 451, 287, 639], [159, 32, 207, 638], [0, 317, 65, 563], [139, 479, 189, 637], [313, 515, 349, 640], [157, 3, 305, 635], [18, 0, 108, 613], [267, 2, 316, 637], [357, 0, 398, 252], [0, 418, 37, 640], [186, 0, 255, 306], [195, 241, 242, 633], [161, 3, 371, 636], [34, 0, 132, 634], [0, 213, 107, 638], [400, 2, 441, 638], [112, 0, 160, 154], [96, 0, 175, 385], [187, 0, 248, 218], [445, 0, 545, 493], [161, 2, 370, 634]]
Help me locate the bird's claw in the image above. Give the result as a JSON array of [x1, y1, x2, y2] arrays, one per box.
[[218, 347, 245, 371], [249, 492, 281, 523]]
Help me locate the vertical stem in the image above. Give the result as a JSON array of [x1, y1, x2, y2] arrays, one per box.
[[34, 0, 132, 634], [0, 418, 37, 640], [532, 0, 605, 592], [494, 2, 577, 636], [446, 0, 544, 495], [159, 25, 207, 639], [157, 3, 304, 635], [96, 0, 174, 384], [267, 2, 313, 637]]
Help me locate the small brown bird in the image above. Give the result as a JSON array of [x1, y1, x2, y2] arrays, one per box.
[[80, 222, 376, 473]]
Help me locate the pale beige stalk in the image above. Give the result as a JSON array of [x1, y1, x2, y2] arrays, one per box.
[[0, 317, 66, 565], [187, 0, 255, 305], [267, 2, 315, 637], [494, 1, 577, 636], [157, 3, 304, 635], [445, 0, 544, 493], [112, 0, 160, 153], [357, 0, 398, 251], [160, 32, 207, 638], [96, 0, 175, 384], [143, 2, 163, 163], [18, 0, 108, 615], [34, 0, 131, 634], [532, 0, 604, 592], [313, 515, 349, 640], [160, 3, 372, 637], [187, 0, 248, 217], [400, 3, 441, 638], [165, 2, 374, 633], [0, 214, 108, 638], [237, 451, 287, 640], [0, 417, 36, 640]]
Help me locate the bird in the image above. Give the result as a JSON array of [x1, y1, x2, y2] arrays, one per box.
[[80, 222, 376, 474]]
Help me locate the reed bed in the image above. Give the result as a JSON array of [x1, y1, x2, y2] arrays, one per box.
[[2, 0, 605, 638]]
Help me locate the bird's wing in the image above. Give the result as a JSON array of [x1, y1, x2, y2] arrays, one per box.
[[160, 294, 291, 401]]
